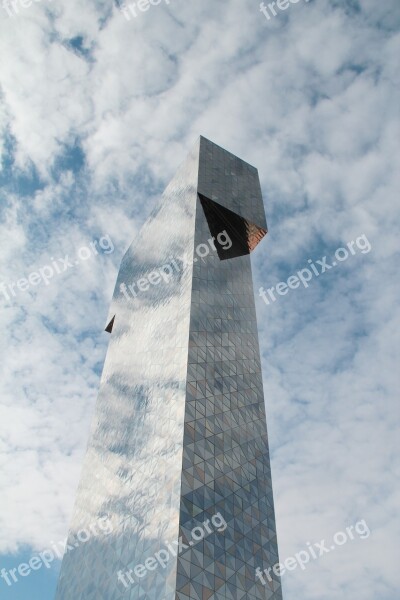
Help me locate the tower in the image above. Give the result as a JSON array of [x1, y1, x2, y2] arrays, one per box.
[[55, 136, 282, 600]]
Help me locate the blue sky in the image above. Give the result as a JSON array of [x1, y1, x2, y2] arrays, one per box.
[[0, 0, 399, 599]]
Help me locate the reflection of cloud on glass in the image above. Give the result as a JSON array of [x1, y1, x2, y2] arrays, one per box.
[[55, 139, 200, 599]]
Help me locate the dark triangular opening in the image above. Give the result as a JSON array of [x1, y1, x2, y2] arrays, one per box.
[[199, 194, 266, 260], [105, 315, 115, 333]]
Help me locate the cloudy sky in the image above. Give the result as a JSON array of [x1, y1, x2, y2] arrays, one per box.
[[0, 0, 399, 598]]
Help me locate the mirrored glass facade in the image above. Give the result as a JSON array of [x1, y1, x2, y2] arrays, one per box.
[[55, 137, 282, 600]]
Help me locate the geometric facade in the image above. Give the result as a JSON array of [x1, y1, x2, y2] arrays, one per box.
[[54, 136, 283, 600]]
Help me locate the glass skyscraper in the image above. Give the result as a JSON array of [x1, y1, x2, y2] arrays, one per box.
[[55, 136, 282, 600]]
